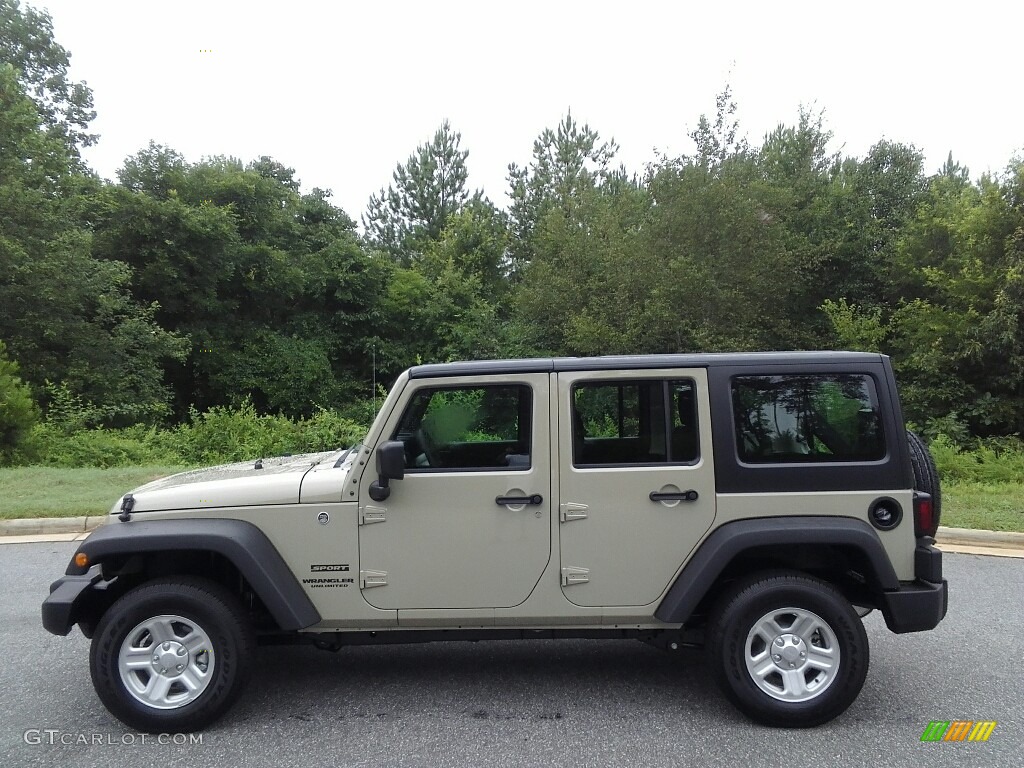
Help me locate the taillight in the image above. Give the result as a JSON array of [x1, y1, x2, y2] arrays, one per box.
[[914, 492, 936, 538]]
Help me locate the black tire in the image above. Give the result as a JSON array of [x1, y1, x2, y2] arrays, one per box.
[[90, 577, 254, 733], [707, 571, 869, 728], [907, 429, 941, 528]]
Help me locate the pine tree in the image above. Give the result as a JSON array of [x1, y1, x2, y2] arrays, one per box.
[[363, 120, 470, 263]]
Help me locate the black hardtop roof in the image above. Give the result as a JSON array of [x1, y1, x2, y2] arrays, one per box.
[[408, 351, 885, 379]]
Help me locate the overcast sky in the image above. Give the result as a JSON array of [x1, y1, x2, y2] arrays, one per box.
[[39, 0, 1024, 220]]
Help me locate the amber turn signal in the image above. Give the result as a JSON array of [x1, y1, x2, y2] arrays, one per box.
[[74, 552, 89, 568]]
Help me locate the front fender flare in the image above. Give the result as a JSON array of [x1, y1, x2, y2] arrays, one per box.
[[65, 518, 321, 631], [654, 516, 899, 624]]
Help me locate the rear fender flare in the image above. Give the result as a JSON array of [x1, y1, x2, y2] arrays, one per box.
[[654, 516, 898, 624]]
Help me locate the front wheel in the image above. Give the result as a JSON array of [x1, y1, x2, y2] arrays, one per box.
[[707, 571, 869, 727], [90, 577, 254, 733]]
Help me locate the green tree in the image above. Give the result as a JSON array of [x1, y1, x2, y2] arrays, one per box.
[[420, 198, 511, 301], [645, 150, 803, 351], [637, 90, 810, 353], [116, 141, 187, 198], [883, 163, 1024, 434], [827, 141, 928, 310], [0, 0, 96, 159], [0, 340, 37, 462], [515, 181, 653, 355], [507, 113, 624, 274], [688, 84, 749, 171], [375, 258, 504, 375], [0, 64, 187, 423], [820, 298, 886, 351], [756, 108, 842, 337], [95, 148, 386, 416], [769, 137, 928, 332], [364, 121, 471, 262], [820, 158, 1024, 436], [295, 187, 356, 253]]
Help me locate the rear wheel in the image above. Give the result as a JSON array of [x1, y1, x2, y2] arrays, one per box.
[[707, 571, 869, 727], [90, 577, 254, 733]]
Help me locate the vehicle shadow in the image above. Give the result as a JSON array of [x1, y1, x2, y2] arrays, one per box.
[[228, 638, 740, 727]]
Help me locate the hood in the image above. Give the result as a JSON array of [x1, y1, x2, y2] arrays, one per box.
[[116, 450, 346, 513]]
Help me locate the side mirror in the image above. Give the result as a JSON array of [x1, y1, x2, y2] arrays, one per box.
[[368, 441, 405, 502]]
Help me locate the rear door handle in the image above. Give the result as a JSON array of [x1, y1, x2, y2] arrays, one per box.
[[649, 490, 699, 502], [496, 494, 543, 506]]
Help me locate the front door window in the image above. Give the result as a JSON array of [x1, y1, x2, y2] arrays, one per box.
[[393, 385, 532, 470]]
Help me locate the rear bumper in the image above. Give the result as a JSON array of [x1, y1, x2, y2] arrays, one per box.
[[879, 537, 949, 633], [879, 578, 948, 633], [41, 570, 102, 636]]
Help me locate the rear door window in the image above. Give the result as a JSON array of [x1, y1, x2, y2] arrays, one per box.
[[572, 379, 699, 466], [732, 374, 884, 463]]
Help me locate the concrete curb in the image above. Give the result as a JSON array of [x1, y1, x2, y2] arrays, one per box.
[[934, 526, 1024, 549], [0, 516, 106, 536]]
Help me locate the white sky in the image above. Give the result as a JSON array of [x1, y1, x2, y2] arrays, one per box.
[[39, 0, 1024, 221]]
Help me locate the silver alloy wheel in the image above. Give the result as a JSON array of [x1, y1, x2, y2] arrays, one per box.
[[743, 607, 840, 703], [118, 614, 215, 710]]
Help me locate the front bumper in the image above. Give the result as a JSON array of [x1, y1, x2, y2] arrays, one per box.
[[879, 537, 949, 633], [41, 570, 103, 636]]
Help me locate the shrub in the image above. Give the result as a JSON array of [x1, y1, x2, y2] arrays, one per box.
[[293, 408, 366, 453], [7, 394, 370, 469], [166, 400, 367, 465], [41, 381, 108, 433], [930, 433, 1024, 485], [0, 343, 39, 464], [333, 393, 384, 429], [169, 400, 302, 465], [15, 423, 181, 468]]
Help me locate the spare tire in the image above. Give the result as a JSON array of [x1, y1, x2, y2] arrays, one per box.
[[906, 430, 941, 532]]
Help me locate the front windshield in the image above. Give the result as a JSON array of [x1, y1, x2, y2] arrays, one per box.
[[334, 442, 363, 467]]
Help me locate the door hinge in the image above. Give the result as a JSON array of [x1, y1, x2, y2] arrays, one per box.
[[559, 502, 589, 522], [360, 570, 388, 588], [359, 506, 386, 525], [561, 566, 590, 586]]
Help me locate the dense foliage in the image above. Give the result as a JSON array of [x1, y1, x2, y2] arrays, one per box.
[[14, 400, 366, 468], [2, 2, 1023, 465]]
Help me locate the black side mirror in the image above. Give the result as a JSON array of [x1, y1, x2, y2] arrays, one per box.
[[368, 441, 406, 502]]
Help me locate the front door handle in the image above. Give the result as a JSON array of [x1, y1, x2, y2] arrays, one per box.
[[649, 490, 699, 502], [496, 494, 543, 506]]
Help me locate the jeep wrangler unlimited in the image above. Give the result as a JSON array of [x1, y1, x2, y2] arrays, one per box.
[[42, 352, 947, 732]]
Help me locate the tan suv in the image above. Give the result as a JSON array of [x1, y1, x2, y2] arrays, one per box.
[[42, 352, 947, 732]]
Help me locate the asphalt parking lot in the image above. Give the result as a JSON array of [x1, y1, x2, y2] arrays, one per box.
[[2, 541, 1021, 767]]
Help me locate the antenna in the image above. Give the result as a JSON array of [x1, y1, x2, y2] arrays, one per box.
[[372, 344, 377, 413]]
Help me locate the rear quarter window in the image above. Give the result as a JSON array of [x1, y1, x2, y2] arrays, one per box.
[[732, 374, 885, 463]]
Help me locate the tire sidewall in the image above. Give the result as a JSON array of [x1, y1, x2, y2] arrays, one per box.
[[907, 429, 942, 523], [714, 579, 869, 727], [90, 581, 249, 733]]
